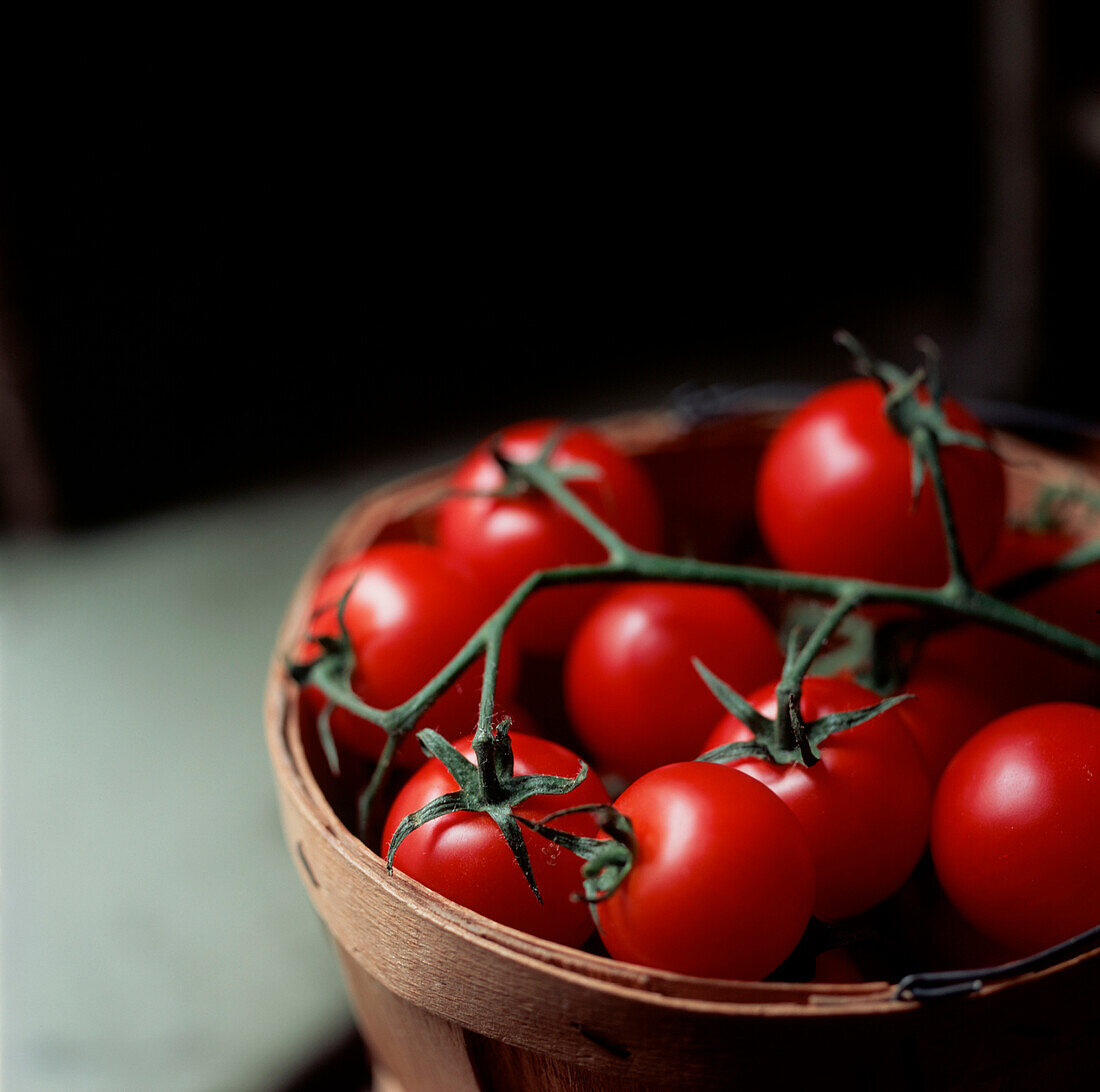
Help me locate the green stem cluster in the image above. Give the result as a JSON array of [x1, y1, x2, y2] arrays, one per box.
[[384, 719, 590, 902]]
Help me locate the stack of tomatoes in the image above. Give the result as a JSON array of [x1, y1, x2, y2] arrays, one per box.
[[295, 381, 1100, 982]]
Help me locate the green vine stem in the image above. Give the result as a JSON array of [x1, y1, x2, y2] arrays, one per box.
[[516, 803, 637, 913], [838, 329, 996, 592], [772, 592, 864, 753], [863, 529, 1100, 695], [693, 653, 913, 769], [291, 349, 1100, 839]]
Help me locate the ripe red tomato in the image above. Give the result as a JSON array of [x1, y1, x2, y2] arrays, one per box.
[[919, 528, 1100, 717], [755, 378, 1005, 587], [382, 732, 610, 947], [593, 762, 815, 980], [702, 676, 931, 921], [435, 419, 663, 653], [895, 663, 1003, 785], [297, 543, 519, 766], [931, 703, 1100, 955], [564, 583, 783, 781]]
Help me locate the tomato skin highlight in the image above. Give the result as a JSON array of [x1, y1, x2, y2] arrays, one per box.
[[931, 702, 1100, 955], [298, 543, 518, 766], [435, 420, 663, 653], [703, 676, 932, 921], [382, 733, 610, 947], [594, 762, 815, 980], [564, 583, 783, 781], [755, 378, 1005, 587]]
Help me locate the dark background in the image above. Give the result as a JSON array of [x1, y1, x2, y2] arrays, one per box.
[[2, 2, 1097, 530]]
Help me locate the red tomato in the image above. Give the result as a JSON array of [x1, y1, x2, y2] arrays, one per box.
[[931, 702, 1100, 955], [755, 378, 1005, 587], [435, 420, 663, 653], [919, 529, 1100, 716], [702, 676, 932, 921], [297, 543, 518, 766], [382, 732, 609, 947], [593, 762, 815, 980], [975, 526, 1081, 588], [896, 663, 1003, 785], [564, 583, 783, 781]]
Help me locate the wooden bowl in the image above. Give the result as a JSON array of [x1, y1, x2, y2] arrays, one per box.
[[265, 409, 1100, 1091]]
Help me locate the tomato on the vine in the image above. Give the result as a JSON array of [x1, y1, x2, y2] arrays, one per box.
[[382, 732, 609, 947], [435, 419, 663, 654], [702, 675, 932, 921], [895, 663, 1003, 785], [564, 583, 783, 781], [755, 378, 1005, 587], [593, 762, 815, 980], [931, 702, 1100, 955], [919, 528, 1100, 716], [297, 543, 519, 766]]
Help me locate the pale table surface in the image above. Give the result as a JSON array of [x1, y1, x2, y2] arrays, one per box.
[[0, 443, 475, 1092]]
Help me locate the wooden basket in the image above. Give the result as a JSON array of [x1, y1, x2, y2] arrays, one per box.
[[264, 409, 1100, 1092]]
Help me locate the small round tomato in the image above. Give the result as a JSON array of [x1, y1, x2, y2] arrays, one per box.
[[895, 663, 1003, 785], [564, 583, 783, 781], [297, 543, 518, 765], [931, 702, 1100, 955], [919, 529, 1100, 717], [435, 419, 663, 653], [755, 378, 1005, 587], [703, 676, 932, 921], [382, 732, 610, 947], [593, 762, 815, 980]]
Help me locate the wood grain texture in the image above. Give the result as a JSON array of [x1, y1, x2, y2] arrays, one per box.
[[265, 409, 1100, 1092]]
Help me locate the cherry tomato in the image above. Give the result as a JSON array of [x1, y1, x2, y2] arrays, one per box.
[[931, 703, 1100, 955], [297, 543, 519, 766], [593, 762, 815, 980], [755, 378, 1005, 587], [382, 732, 610, 947], [564, 583, 783, 781], [702, 676, 931, 921], [919, 528, 1100, 717], [435, 419, 663, 653], [895, 663, 1003, 785]]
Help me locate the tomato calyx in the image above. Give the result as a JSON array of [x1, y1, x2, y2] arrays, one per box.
[[835, 330, 998, 589], [517, 803, 636, 909], [288, 578, 431, 779], [490, 426, 603, 491], [287, 582, 362, 776], [384, 717, 592, 903], [835, 330, 993, 474], [694, 619, 914, 769], [449, 425, 604, 504]]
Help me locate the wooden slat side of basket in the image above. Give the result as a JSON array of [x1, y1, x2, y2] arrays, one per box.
[[264, 411, 1100, 1092]]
